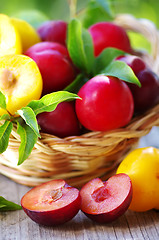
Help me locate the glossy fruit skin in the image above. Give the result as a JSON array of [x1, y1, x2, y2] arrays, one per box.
[[75, 75, 134, 132], [129, 69, 159, 112], [80, 174, 132, 223], [116, 55, 146, 75], [25, 41, 76, 95], [37, 101, 81, 138], [21, 179, 81, 226], [89, 22, 132, 56], [37, 20, 67, 46], [117, 147, 159, 212]]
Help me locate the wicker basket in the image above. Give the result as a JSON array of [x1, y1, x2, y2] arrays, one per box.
[[0, 14, 159, 187]]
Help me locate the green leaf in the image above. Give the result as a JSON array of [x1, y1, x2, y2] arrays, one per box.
[[0, 196, 22, 211], [95, 0, 113, 16], [0, 121, 13, 154], [93, 48, 125, 75], [0, 91, 7, 110], [17, 121, 38, 165], [0, 114, 10, 121], [83, 0, 114, 28], [101, 60, 141, 87], [64, 74, 88, 93], [17, 107, 40, 138], [67, 18, 95, 75], [27, 91, 80, 115]]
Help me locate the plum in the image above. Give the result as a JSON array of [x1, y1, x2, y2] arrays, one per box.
[[80, 174, 132, 223], [37, 20, 67, 46], [89, 22, 132, 56], [37, 101, 81, 138], [25, 41, 76, 95], [21, 179, 81, 226]]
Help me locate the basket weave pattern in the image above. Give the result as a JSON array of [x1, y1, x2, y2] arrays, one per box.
[[1, 14, 159, 187]]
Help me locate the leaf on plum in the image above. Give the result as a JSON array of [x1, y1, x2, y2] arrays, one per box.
[[64, 74, 88, 93], [17, 121, 38, 165], [0, 120, 13, 154], [0, 91, 7, 110], [17, 107, 40, 138], [0, 196, 22, 211], [93, 48, 125, 75], [101, 60, 141, 87], [67, 18, 95, 75], [27, 91, 80, 115]]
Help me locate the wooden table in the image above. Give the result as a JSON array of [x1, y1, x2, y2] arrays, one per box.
[[0, 127, 159, 240]]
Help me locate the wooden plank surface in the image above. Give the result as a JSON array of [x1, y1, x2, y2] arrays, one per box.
[[0, 127, 159, 240]]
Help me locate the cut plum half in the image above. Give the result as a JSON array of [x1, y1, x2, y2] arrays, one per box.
[[21, 179, 81, 226], [80, 174, 132, 223]]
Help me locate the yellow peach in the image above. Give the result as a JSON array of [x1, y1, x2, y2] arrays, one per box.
[[0, 54, 43, 115], [0, 14, 22, 56], [10, 17, 41, 53]]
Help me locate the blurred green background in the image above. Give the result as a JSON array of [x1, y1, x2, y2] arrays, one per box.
[[1, 0, 159, 27], [0, 0, 159, 52]]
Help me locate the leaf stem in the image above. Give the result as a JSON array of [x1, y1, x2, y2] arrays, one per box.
[[68, 0, 77, 19]]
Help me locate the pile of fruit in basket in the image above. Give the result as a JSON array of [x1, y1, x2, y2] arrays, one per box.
[[0, 0, 159, 226]]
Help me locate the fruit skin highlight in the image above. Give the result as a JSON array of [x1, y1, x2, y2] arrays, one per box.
[[0, 54, 43, 115], [89, 22, 132, 56], [117, 147, 159, 212], [25, 41, 76, 95], [76, 75, 134, 132], [80, 174, 132, 223], [21, 179, 81, 226]]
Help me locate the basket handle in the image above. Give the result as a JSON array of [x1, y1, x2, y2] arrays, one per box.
[[114, 14, 159, 74]]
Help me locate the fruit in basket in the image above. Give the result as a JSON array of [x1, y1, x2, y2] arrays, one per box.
[[80, 174, 132, 223], [0, 54, 42, 115], [117, 147, 159, 212], [37, 20, 67, 46], [116, 55, 146, 75], [10, 17, 41, 53], [25, 41, 76, 95], [75, 75, 134, 131], [129, 69, 159, 112], [88, 22, 132, 56], [21, 179, 81, 226], [37, 101, 81, 138], [0, 14, 22, 56], [116, 55, 159, 112]]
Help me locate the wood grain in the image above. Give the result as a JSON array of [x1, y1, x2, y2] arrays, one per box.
[[0, 174, 159, 240]]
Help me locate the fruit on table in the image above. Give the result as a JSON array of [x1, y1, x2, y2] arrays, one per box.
[[0, 14, 22, 56], [21, 179, 81, 226], [37, 20, 67, 46], [88, 22, 132, 56], [10, 17, 41, 53], [75, 75, 134, 132], [37, 101, 81, 138], [117, 147, 159, 212], [25, 41, 76, 95], [0, 54, 42, 115], [80, 174, 132, 223]]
